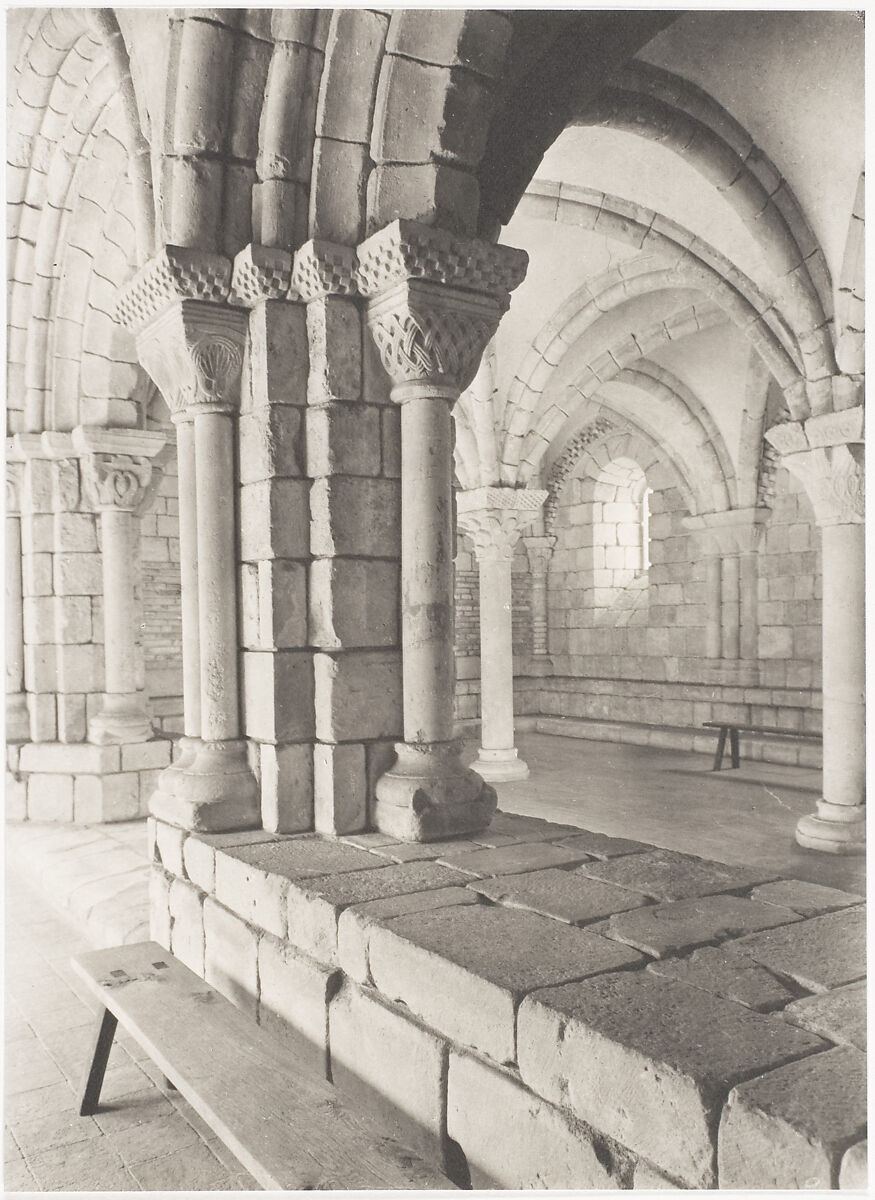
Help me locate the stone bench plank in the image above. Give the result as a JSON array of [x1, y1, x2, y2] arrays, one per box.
[[71, 940, 453, 1191]]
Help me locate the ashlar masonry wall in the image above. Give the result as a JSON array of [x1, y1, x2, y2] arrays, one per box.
[[139, 446, 184, 735]]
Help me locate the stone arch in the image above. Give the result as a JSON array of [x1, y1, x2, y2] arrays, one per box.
[[835, 170, 864, 375]]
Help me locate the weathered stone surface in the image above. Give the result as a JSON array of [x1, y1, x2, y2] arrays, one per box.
[[203, 897, 259, 1017], [467, 867, 649, 925], [632, 1159, 680, 1188], [602, 894, 801, 958], [447, 1050, 626, 1189], [749, 878, 864, 917], [367, 837, 483, 863], [368, 905, 642, 1063], [337, 885, 479, 984], [287, 861, 467, 965], [736, 907, 866, 992], [839, 1140, 867, 1189], [257, 932, 339, 1072], [580, 848, 776, 901], [439, 841, 592, 878], [214, 845, 291, 938], [215, 836, 382, 885], [517, 971, 825, 1187], [782, 982, 866, 1050], [486, 811, 580, 841], [168, 877, 205, 976], [647, 945, 799, 1012], [330, 983, 446, 1162], [554, 830, 652, 859], [718, 1046, 866, 1189]]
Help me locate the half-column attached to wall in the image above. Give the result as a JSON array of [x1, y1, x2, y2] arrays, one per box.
[[356, 220, 528, 840]]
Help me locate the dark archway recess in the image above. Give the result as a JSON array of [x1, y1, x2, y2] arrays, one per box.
[[476, 11, 679, 238]]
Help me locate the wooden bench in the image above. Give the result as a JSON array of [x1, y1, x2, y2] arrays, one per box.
[[72, 941, 454, 1191], [703, 721, 820, 772]]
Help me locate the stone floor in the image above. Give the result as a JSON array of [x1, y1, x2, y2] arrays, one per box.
[[3, 866, 260, 1191], [4, 734, 866, 1190]]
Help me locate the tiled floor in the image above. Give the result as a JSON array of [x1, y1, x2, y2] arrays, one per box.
[[3, 865, 260, 1192]]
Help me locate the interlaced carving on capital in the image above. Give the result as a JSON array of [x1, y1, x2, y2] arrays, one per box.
[[458, 488, 547, 562], [782, 444, 865, 527], [231, 244, 294, 306], [356, 220, 528, 301], [116, 246, 233, 333], [368, 285, 501, 393], [81, 453, 153, 513], [292, 240, 357, 302], [6, 462, 24, 515]]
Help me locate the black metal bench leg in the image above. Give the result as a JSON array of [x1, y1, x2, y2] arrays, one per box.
[[712, 726, 728, 771], [730, 727, 740, 768], [79, 1007, 118, 1116]]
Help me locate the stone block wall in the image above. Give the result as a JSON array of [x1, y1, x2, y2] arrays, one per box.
[[148, 816, 866, 1190]]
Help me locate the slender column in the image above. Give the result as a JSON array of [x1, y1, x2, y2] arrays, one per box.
[[74, 428, 165, 744], [5, 453, 29, 741], [767, 402, 865, 853], [704, 555, 722, 658], [685, 508, 767, 662], [117, 246, 258, 831], [721, 555, 741, 660], [172, 414, 202, 760], [738, 551, 760, 661], [356, 220, 528, 840], [523, 535, 556, 658], [459, 489, 546, 781]]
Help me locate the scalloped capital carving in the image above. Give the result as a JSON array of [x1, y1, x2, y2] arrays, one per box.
[[781, 444, 864, 527], [457, 488, 547, 561]]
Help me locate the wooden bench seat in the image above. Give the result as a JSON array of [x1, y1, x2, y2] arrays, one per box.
[[702, 721, 821, 771], [72, 941, 454, 1191]]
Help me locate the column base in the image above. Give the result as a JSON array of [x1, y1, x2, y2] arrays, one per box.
[[151, 736, 201, 802], [795, 801, 866, 855], [88, 699, 153, 745], [6, 693, 29, 742], [473, 747, 530, 782], [149, 740, 259, 833], [374, 741, 497, 842]]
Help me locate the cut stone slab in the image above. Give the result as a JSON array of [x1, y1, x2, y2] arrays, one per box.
[[601, 894, 801, 958], [517, 970, 825, 1187], [718, 1045, 867, 1189], [735, 906, 866, 993], [368, 904, 643, 1064], [839, 1140, 867, 1189], [579, 848, 777, 902], [217, 836, 384, 882], [367, 838, 483, 863], [286, 861, 469, 965], [647, 945, 800, 1013], [486, 811, 581, 841], [337, 886, 480, 984], [749, 878, 865, 917], [467, 867, 649, 925], [782, 982, 866, 1050], [438, 841, 591, 878], [553, 830, 651, 859]]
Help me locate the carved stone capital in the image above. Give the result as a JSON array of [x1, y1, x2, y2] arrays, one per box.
[[457, 487, 547, 561], [292, 240, 357, 302], [116, 245, 233, 334], [230, 243, 295, 306], [523, 534, 557, 576], [134, 302, 248, 419], [781, 444, 864, 527], [79, 453, 153, 513], [356, 221, 527, 397]]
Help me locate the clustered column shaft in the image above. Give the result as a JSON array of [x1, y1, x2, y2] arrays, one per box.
[[5, 453, 29, 741]]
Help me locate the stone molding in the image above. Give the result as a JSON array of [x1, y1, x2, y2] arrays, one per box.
[[765, 403, 864, 527], [292, 239, 358, 302], [457, 488, 547, 561], [230, 244, 295, 306], [116, 246, 234, 334], [544, 416, 616, 533], [683, 507, 771, 555], [523, 534, 557, 576]]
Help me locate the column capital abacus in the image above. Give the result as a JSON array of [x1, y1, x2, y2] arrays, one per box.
[[230, 243, 295, 306], [355, 220, 528, 398], [292, 239, 358, 302], [116, 245, 234, 334], [523, 533, 557, 575], [765, 403, 864, 527], [457, 487, 547, 561]]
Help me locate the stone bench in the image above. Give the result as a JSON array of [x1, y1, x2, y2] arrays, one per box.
[[703, 721, 822, 771], [71, 941, 453, 1191], [146, 814, 867, 1189]]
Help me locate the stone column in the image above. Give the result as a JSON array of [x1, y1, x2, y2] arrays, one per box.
[[458, 489, 546, 781], [703, 555, 722, 659], [767, 402, 865, 854], [5, 449, 29, 741], [356, 220, 528, 840], [171, 413, 202, 770], [74, 428, 165, 744], [685, 509, 768, 662], [118, 246, 258, 831], [523, 534, 556, 659]]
